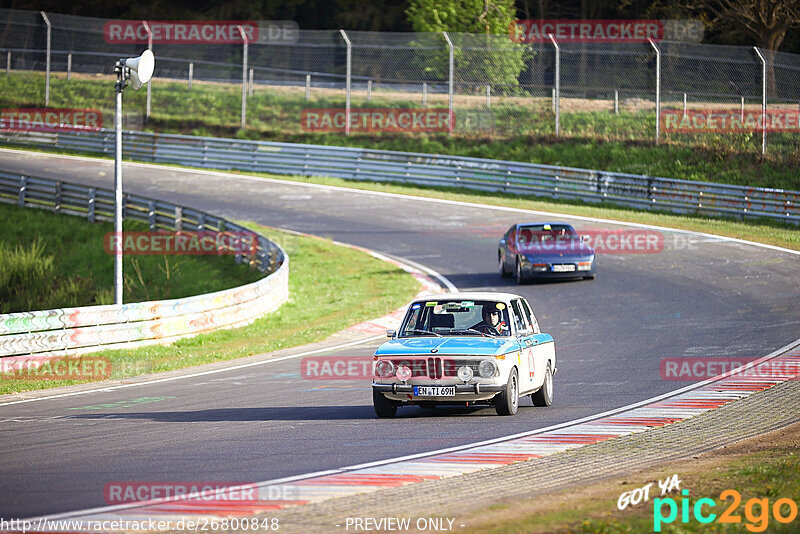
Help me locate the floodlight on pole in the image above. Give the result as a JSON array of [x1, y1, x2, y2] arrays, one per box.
[[113, 49, 154, 305]]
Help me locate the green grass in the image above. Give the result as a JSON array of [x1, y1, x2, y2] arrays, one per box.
[[2, 71, 798, 191], [0, 223, 421, 395], [0, 202, 263, 313]]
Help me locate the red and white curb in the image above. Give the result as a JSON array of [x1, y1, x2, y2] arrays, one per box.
[[27, 344, 800, 530]]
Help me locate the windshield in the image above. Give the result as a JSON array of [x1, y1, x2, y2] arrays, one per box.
[[399, 300, 511, 337], [516, 224, 580, 252]]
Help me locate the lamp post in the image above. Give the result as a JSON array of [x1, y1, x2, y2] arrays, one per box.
[[113, 50, 154, 305]]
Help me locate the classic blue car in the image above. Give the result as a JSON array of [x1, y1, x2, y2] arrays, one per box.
[[372, 293, 556, 418], [499, 222, 596, 283]]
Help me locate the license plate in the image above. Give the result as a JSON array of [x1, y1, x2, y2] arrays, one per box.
[[552, 264, 575, 272], [413, 386, 456, 396]]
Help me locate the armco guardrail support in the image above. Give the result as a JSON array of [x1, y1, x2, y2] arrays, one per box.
[[548, 34, 560, 139], [141, 21, 153, 120], [238, 25, 249, 129], [649, 38, 660, 144], [40, 12, 51, 107], [340, 29, 352, 135], [443, 32, 454, 133], [754, 47, 767, 156]]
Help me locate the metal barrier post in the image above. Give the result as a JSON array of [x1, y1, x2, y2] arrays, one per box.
[[249, 68, 254, 97], [188, 62, 193, 90], [367, 79, 372, 102], [6, 51, 10, 75], [649, 38, 661, 144], [141, 21, 153, 120], [683, 93, 687, 118], [754, 47, 767, 155], [741, 96, 744, 121], [548, 34, 559, 138], [305, 74, 310, 101], [422, 82, 427, 107], [67, 53, 72, 81], [614, 90, 619, 114], [340, 29, 351, 135], [238, 25, 249, 129], [40, 12, 51, 106], [443, 31, 454, 134], [486, 85, 490, 107]]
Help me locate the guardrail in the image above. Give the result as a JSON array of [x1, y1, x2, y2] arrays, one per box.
[[0, 171, 288, 360], [2, 129, 798, 223]]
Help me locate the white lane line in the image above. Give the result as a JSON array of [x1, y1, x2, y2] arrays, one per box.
[[2, 148, 798, 257]]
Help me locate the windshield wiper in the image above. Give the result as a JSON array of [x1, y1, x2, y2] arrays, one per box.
[[405, 329, 443, 337], [451, 328, 494, 337]]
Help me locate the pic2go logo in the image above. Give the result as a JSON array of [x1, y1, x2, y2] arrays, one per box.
[[654, 489, 799, 532]]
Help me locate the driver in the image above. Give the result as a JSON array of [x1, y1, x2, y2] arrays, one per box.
[[472, 306, 506, 335]]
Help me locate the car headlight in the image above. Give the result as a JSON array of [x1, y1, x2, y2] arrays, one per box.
[[577, 260, 593, 271], [396, 365, 412, 382], [375, 360, 395, 379], [457, 366, 473, 382], [478, 360, 497, 378]]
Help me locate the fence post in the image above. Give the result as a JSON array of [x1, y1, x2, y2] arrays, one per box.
[[486, 85, 491, 107], [741, 96, 744, 121], [188, 62, 193, 89], [40, 12, 51, 107], [443, 31, 454, 134], [422, 82, 427, 107], [339, 29, 352, 135], [238, 25, 249, 129], [6, 51, 10, 75], [649, 38, 660, 144], [754, 47, 767, 156], [614, 89, 619, 114], [140, 21, 153, 120], [367, 79, 372, 102], [548, 33, 560, 139], [249, 68, 254, 97], [67, 53, 72, 81], [683, 93, 687, 118], [305, 74, 311, 101]]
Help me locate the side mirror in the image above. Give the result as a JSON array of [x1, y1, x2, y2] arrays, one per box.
[[386, 329, 396, 338]]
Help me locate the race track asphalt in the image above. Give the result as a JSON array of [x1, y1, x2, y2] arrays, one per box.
[[1, 150, 798, 518]]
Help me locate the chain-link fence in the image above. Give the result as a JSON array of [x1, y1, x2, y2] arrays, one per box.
[[1, 7, 798, 155]]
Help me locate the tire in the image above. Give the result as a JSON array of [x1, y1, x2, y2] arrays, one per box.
[[495, 368, 519, 415], [373, 389, 398, 418], [532, 364, 553, 407], [515, 259, 525, 285], [499, 252, 510, 278]]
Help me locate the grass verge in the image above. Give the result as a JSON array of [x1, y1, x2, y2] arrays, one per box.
[[456, 421, 800, 533], [0, 202, 263, 313], [0, 224, 421, 395], [1, 72, 798, 190]]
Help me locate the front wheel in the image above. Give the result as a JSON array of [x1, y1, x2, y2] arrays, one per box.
[[495, 368, 519, 415], [515, 259, 525, 285], [373, 389, 398, 418], [499, 252, 510, 278], [532, 364, 553, 407]]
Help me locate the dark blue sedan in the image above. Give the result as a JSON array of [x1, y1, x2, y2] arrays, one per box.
[[498, 222, 596, 284]]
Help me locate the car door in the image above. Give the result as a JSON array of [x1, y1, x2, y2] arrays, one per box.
[[519, 297, 554, 389], [510, 299, 536, 392]]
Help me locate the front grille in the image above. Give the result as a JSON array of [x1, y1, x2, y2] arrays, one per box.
[[387, 357, 482, 378]]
